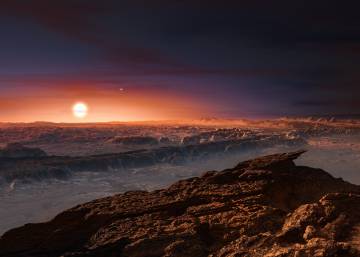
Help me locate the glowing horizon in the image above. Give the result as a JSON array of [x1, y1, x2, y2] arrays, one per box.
[[1, 2, 359, 121], [0, 85, 211, 123]]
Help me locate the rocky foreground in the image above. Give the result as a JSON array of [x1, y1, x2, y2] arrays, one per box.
[[1, 151, 360, 257]]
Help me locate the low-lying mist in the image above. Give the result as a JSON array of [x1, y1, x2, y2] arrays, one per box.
[[1, 134, 360, 235]]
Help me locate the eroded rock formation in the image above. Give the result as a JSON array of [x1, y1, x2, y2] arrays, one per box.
[[1, 151, 360, 257]]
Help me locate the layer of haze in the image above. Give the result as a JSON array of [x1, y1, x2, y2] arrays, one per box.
[[1, 134, 360, 234]]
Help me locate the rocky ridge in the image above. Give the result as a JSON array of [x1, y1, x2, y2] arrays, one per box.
[[1, 151, 360, 257], [0, 136, 303, 183]]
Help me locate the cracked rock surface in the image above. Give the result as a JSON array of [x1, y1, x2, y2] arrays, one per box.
[[1, 150, 360, 257]]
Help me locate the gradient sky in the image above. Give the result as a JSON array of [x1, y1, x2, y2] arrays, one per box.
[[1, 1, 360, 122]]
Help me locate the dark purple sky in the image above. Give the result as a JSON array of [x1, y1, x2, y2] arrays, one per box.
[[1, 1, 360, 121]]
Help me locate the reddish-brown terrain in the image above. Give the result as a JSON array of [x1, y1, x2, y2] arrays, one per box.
[[1, 151, 360, 257]]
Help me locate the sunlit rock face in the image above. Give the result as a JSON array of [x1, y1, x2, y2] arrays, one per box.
[[0, 143, 47, 159], [1, 151, 360, 257]]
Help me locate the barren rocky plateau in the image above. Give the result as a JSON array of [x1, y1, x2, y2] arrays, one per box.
[[1, 150, 360, 257]]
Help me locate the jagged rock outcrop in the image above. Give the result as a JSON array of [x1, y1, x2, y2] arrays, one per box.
[[1, 151, 360, 257]]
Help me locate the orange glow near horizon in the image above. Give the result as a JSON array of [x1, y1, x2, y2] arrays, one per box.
[[0, 85, 209, 122]]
